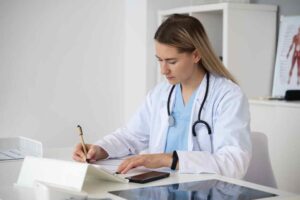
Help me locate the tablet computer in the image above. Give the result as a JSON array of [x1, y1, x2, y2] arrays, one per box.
[[109, 179, 278, 200]]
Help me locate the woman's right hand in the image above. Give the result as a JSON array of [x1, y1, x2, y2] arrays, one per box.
[[72, 143, 108, 163]]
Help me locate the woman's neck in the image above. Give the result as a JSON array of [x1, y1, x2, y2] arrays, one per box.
[[180, 67, 206, 94], [180, 67, 206, 105]]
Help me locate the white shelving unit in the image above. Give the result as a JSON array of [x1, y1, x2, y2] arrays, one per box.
[[157, 3, 278, 98], [249, 99, 300, 194]]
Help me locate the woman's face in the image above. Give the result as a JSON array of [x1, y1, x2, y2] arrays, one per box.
[[155, 41, 200, 85]]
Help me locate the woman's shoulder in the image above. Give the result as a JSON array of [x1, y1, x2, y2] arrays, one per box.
[[210, 74, 250, 117], [210, 73, 247, 101]]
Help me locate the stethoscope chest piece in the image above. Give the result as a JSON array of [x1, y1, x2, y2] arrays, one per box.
[[168, 115, 175, 127]]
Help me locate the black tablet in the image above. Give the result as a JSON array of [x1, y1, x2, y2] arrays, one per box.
[[109, 179, 278, 200]]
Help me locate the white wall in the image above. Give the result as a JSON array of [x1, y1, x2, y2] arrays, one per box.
[[123, 0, 147, 121], [0, 0, 125, 147], [146, 0, 195, 91]]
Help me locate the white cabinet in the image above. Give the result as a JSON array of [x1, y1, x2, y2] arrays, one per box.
[[250, 99, 300, 194], [158, 3, 277, 98]]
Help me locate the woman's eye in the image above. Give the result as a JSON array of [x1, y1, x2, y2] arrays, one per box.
[[168, 61, 176, 65]]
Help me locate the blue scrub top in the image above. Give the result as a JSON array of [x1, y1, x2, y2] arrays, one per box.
[[165, 84, 197, 153]]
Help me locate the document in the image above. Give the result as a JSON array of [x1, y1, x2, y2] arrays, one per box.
[[94, 156, 152, 178], [0, 149, 24, 161], [0, 136, 42, 161], [95, 156, 126, 170], [17, 156, 171, 191], [17, 156, 129, 191]]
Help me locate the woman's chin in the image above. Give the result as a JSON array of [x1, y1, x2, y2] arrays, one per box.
[[166, 77, 178, 84]]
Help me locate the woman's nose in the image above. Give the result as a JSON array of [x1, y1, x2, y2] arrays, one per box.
[[160, 61, 169, 75]]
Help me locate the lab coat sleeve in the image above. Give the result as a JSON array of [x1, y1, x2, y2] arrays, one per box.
[[177, 88, 252, 179], [94, 90, 154, 158]]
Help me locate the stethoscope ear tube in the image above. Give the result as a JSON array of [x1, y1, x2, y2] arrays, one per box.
[[167, 85, 176, 117]]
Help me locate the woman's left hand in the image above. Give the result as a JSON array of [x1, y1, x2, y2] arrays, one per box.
[[117, 153, 172, 174]]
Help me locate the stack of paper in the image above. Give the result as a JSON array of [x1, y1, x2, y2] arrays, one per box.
[[16, 156, 129, 192], [0, 136, 42, 161]]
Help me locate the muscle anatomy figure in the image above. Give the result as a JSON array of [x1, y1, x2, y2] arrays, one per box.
[[287, 27, 300, 85]]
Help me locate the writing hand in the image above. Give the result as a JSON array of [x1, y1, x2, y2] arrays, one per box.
[[72, 143, 108, 163]]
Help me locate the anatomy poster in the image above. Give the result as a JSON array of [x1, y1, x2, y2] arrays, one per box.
[[272, 16, 300, 97]]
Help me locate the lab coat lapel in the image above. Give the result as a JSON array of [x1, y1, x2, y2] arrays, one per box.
[[187, 74, 214, 151], [153, 85, 176, 153]]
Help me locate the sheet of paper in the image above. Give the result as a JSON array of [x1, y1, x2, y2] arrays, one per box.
[[0, 149, 24, 160], [0, 136, 42, 161], [95, 159, 123, 166], [93, 156, 172, 178], [96, 165, 152, 178], [95, 155, 133, 165], [17, 156, 88, 191], [93, 156, 131, 173], [19, 136, 43, 157]]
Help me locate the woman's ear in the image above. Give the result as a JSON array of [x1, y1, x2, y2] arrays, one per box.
[[192, 49, 201, 64]]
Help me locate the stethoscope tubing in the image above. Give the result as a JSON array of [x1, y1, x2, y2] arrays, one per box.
[[167, 72, 213, 153]]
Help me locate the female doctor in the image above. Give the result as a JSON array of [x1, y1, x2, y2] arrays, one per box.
[[73, 14, 251, 179]]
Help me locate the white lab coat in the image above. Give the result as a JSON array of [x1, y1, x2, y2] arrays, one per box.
[[96, 73, 252, 179]]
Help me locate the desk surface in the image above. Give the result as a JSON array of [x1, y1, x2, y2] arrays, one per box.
[[0, 147, 299, 200]]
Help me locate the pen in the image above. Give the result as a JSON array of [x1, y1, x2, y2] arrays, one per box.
[[77, 125, 89, 163]]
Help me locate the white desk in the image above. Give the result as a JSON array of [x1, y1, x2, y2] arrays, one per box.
[[0, 147, 299, 200]]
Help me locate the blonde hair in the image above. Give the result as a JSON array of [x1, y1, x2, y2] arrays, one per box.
[[154, 14, 237, 84]]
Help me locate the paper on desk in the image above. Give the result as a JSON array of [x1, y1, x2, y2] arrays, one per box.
[[95, 158, 125, 166], [93, 164, 152, 178], [0, 149, 24, 160], [17, 156, 129, 191], [93, 156, 131, 172], [0, 136, 42, 161], [93, 156, 169, 178]]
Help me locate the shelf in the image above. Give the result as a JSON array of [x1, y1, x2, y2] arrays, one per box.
[[249, 99, 300, 108], [157, 3, 278, 98], [158, 3, 277, 16]]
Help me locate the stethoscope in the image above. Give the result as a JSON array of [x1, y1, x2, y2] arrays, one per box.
[[167, 72, 214, 153]]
